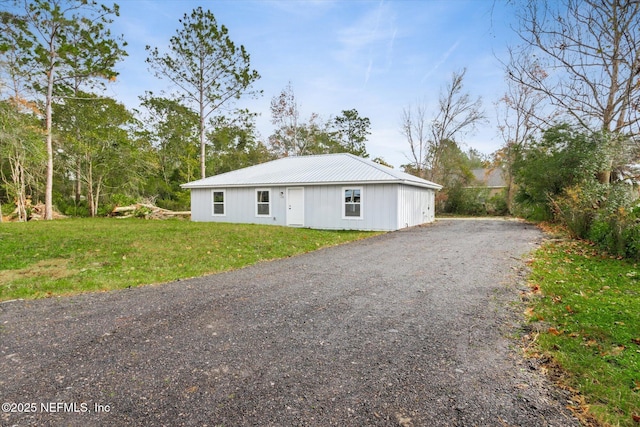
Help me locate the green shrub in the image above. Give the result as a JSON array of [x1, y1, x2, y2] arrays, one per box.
[[512, 200, 553, 222], [486, 191, 509, 216], [584, 183, 640, 258], [442, 185, 487, 216], [589, 217, 626, 257], [551, 182, 605, 239], [622, 222, 640, 259], [588, 219, 611, 247], [53, 196, 90, 217], [110, 193, 138, 207], [156, 193, 190, 212], [512, 124, 613, 222]]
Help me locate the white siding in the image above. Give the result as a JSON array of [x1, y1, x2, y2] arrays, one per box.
[[190, 183, 435, 231], [396, 184, 435, 229], [190, 188, 212, 222], [303, 184, 398, 231], [190, 187, 287, 226]]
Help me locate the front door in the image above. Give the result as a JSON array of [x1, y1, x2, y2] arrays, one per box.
[[286, 187, 304, 227]]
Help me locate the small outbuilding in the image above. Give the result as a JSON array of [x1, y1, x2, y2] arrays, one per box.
[[181, 153, 442, 231], [468, 168, 508, 196]]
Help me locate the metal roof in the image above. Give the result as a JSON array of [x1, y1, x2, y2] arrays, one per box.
[[470, 168, 507, 188], [181, 153, 442, 190]]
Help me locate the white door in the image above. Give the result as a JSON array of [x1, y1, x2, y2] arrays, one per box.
[[422, 192, 430, 223], [286, 187, 304, 226]]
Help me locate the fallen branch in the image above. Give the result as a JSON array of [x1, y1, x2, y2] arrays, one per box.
[[110, 203, 190, 220]]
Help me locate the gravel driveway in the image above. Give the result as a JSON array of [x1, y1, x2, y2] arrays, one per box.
[[1, 219, 579, 426]]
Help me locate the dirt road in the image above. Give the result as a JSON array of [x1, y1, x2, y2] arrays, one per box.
[[0, 219, 579, 426]]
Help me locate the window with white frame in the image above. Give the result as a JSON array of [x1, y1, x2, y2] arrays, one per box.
[[212, 190, 225, 216], [256, 189, 270, 216], [343, 187, 362, 218]]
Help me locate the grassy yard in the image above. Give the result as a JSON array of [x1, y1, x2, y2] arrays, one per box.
[[526, 237, 640, 426], [0, 218, 378, 301]]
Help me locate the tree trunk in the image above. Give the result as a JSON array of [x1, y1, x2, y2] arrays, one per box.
[[597, 170, 612, 184], [87, 160, 96, 217], [506, 172, 515, 214], [18, 162, 26, 222], [9, 155, 27, 222], [75, 158, 82, 206], [596, 132, 613, 184], [200, 113, 206, 179], [94, 176, 103, 217], [199, 70, 206, 179], [45, 68, 54, 220]]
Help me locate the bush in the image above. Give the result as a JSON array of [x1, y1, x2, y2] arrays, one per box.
[[551, 182, 606, 239], [440, 185, 509, 217], [510, 124, 640, 259], [512, 124, 612, 222], [442, 185, 486, 215], [512, 200, 553, 222], [110, 193, 138, 207], [156, 193, 190, 212], [622, 222, 640, 259], [486, 191, 509, 216], [589, 218, 626, 257], [550, 181, 640, 259], [53, 196, 90, 217], [593, 213, 636, 258]]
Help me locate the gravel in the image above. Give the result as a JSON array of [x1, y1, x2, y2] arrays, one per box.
[[0, 219, 580, 426]]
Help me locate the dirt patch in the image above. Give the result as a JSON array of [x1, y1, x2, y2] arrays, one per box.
[[0, 220, 580, 426], [0, 258, 76, 286]]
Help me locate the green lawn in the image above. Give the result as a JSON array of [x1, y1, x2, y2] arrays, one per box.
[[0, 218, 378, 301], [527, 238, 640, 426]]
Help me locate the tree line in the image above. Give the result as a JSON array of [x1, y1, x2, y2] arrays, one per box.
[[2, 0, 639, 232], [401, 0, 640, 231], [0, 2, 372, 219]]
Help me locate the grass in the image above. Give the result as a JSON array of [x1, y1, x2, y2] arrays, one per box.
[[0, 218, 379, 301], [526, 235, 640, 426]]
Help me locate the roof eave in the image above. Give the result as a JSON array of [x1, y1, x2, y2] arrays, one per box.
[[182, 179, 442, 190]]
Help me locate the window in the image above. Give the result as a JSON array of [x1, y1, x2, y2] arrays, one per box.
[[343, 188, 362, 219], [256, 189, 270, 216], [212, 190, 225, 216]]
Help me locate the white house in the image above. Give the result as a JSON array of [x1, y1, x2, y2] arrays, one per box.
[[181, 153, 442, 231]]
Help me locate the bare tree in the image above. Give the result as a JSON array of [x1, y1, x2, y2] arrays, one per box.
[[401, 102, 429, 178], [0, 98, 45, 221], [269, 82, 302, 156], [429, 69, 485, 182], [402, 69, 485, 183], [507, 0, 640, 182], [269, 82, 349, 156], [494, 75, 546, 211]]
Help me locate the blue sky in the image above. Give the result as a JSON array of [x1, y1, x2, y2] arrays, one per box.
[[107, 0, 518, 168]]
